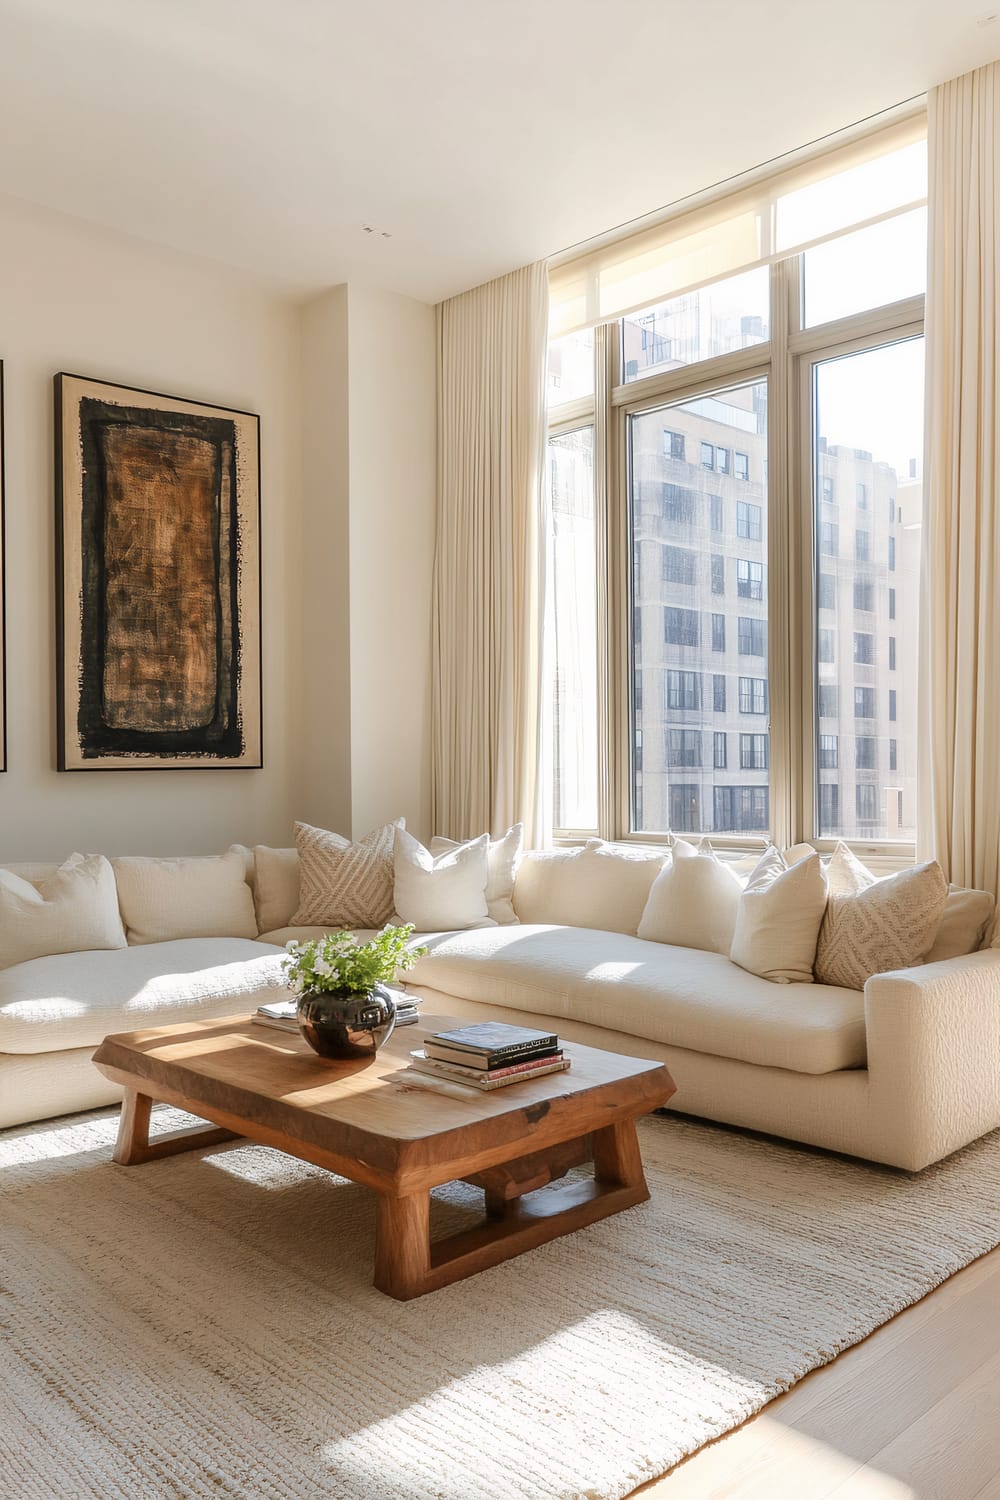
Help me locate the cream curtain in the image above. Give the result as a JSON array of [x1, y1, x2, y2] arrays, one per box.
[[432, 262, 549, 845], [918, 61, 1000, 896]]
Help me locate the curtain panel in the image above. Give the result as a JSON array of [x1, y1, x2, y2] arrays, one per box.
[[432, 262, 549, 845], [919, 61, 1000, 901]]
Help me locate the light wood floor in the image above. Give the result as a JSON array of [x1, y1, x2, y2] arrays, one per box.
[[631, 1242, 1000, 1500]]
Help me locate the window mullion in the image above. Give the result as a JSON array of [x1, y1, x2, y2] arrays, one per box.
[[593, 323, 619, 841], [767, 256, 798, 850]]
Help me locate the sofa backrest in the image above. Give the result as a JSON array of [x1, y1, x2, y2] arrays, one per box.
[[512, 842, 666, 935]]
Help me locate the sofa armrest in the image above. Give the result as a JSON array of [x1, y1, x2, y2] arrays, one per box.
[[863, 949, 1000, 1168]]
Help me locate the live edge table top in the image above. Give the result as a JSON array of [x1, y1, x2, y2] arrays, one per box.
[[92, 1014, 675, 1198], [94, 1014, 676, 1299]]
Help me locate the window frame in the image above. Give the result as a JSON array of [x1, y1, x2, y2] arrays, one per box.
[[547, 243, 923, 862]]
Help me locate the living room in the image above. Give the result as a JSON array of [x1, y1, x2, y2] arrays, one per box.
[[3, 1, 1000, 1496]]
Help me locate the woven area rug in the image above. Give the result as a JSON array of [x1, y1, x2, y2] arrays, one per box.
[[3, 1108, 1000, 1500]]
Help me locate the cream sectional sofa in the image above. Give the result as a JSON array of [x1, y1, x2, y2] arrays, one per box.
[[2, 842, 998, 1173]]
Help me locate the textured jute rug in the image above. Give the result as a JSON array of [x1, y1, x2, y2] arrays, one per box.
[[2, 1106, 1000, 1500]]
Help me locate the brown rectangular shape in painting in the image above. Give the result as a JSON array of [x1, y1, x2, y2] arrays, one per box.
[[55, 374, 261, 770]]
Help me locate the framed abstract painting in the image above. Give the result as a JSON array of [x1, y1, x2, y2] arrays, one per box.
[[55, 373, 261, 770]]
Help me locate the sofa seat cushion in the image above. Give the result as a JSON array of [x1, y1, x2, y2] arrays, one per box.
[[405, 925, 866, 1075], [0, 939, 288, 1054]]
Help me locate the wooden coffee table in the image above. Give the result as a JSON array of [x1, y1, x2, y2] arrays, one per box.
[[93, 1014, 676, 1299]]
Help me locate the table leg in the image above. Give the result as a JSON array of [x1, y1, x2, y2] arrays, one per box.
[[592, 1118, 648, 1197], [374, 1191, 431, 1300], [112, 1088, 239, 1166]]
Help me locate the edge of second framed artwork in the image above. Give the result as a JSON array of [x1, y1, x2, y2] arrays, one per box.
[[55, 372, 261, 771]]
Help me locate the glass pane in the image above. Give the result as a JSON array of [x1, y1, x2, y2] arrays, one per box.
[[621, 268, 769, 383], [777, 138, 926, 251], [547, 329, 594, 407], [629, 379, 768, 835], [803, 207, 927, 328], [813, 337, 923, 842], [549, 426, 598, 829]]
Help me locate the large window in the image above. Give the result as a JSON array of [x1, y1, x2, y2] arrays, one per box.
[[547, 120, 925, 852], [811, 336, 923, 841], [630, 380, 768, 836]]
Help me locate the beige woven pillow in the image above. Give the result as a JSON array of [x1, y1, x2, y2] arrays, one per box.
[[814, 844, 948, 991], [291, 819, 403, 929]]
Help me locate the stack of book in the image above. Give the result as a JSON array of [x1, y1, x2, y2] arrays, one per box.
[[252, 988, 420, 1034], [406, 1022, 570, 1091]]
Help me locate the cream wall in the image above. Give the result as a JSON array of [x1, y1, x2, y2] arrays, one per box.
[[297, 284, 436, 843], [0, 197, 436, 861]]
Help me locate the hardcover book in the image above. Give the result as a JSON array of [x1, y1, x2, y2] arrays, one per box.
[[424, 1040, 561, 1070], [404, 1055, 571, 1091], [411, 1048, 565, 1081], [430, 1022, 559, 1059]]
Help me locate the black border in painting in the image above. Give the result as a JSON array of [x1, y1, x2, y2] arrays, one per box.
[[54, 372, 263, 772]]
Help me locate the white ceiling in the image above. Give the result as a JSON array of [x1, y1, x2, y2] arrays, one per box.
[[0, 0, 997, 305]]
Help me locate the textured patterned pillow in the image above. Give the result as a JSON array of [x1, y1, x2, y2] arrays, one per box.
[[814, 844, 948, 990], [291, 819, 403, 929]]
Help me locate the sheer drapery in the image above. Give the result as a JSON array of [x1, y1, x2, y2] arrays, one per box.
[[432, 263, 549, 845], [918, 62, 1000, 898]]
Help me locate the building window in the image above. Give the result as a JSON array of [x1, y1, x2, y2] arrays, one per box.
[[700, 441, 714, 469], [889, 587, 896, 620], [889, 636, 896, 670], [668, 729, 702, 767], [663, 545, 697, 584], [711, 613, 726, 652], [818, 684, 838, 718], [664, 606, 699, 646], [715, 446, 730, 474], [736, 559, 765, 600], [855, 529, 871, 562], [662, 429, 685, 460], [711, 554, 725, 594], [889, 688, 897, 721], [889, 535, 896, 571], [853, 632, 875, 664], [736, 500, 762, 540], [856, 481, 869, 509], [734, 451, 750, 481], [820, 475, 834, 503], [855, 686, 876, 718], [738, 617, 766, 656], [818, 573, 836, 610], [889, 737, 897, 771], [713, 674, 726, 712], [735, 786, 769, 831], [740, 732, 769, 770], [818, 628, 835, 663], [738, 676, 768, 714], [669, 784, 701, 832], [818, 734, 838, 769], [819, 783, 839, 830], [714, 731, 728, 769], [666, 669, 701, 710], [663, 483, 697, 523], [889, 495, 896, 522], [856, 784, 879, 824], [710, 494, 724, 532], [820, 522, 839, 556], [853, 580, 875, 611], [855, 736, 877, 770]]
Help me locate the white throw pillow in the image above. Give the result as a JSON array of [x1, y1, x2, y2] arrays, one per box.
[[251, 846, 300, 933], [291, 819, 402, 929], [637, 838, 743, 954], [430, 823, 523, 924], [814, 844, 949, 990], [112, 850, 257, 945], [393, 828, 493, 931], [730, 846, 828, 984], [0, 853, 126, 969], [927, 885, 995, 961], [512, 839, 665, 934]]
